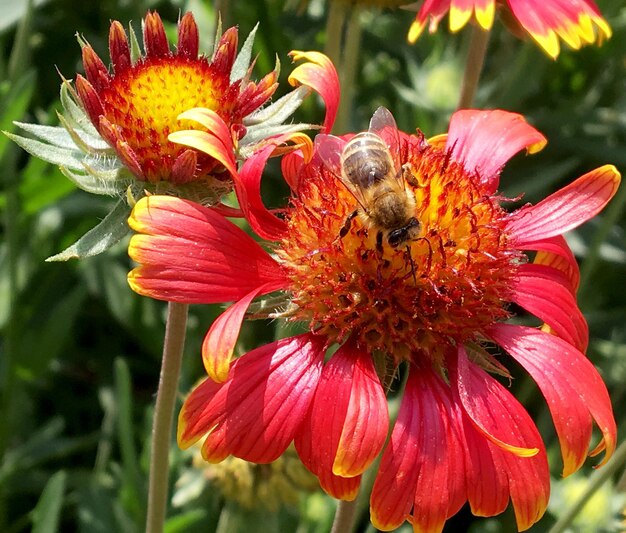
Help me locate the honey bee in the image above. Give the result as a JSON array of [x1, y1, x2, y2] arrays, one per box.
[[316, 107, 421, 255]]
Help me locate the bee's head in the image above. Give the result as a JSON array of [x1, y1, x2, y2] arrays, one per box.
[[387, 218, 421, 248]]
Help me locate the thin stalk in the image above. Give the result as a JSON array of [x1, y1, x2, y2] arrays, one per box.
[[548, 438, 626, 533], [324, 0, 347, 69], [334, 6, 363, 134], [214, 0, 232, 29], [457, 25, 490, 109], [331, 496, 360, 533], [145, 302, 189, 533]]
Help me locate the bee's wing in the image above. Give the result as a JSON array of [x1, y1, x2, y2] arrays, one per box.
[[369, 106, 404, 185], [315, 133, 369, 210]]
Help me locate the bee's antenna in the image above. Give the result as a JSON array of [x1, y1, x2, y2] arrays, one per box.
[[406, 245, 417, 285]]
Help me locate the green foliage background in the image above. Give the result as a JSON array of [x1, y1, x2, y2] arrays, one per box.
[[1, 0, 625, 532]]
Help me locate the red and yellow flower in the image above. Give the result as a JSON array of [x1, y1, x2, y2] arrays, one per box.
[[74, 10, 279, 185], [127, 108, 619, 531], [409, 0, 612, 59]]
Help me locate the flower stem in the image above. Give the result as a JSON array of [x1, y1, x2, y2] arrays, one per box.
[[457, 25, 490, 109], [145, 302, 189, 533], [548, 438, 626, 533], [331, 496, 360, 533], [324, 0, 347, 70], [334, 5, 363, 134]]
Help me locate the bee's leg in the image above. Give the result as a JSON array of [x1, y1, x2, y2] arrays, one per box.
[[376, 231, 384, 254], [402, 163, 419, 188], [339, 210, 358, 238], [405, 245, 417, 284]]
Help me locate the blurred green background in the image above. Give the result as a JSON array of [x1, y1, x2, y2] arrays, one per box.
[[1, 0, 625, 531]]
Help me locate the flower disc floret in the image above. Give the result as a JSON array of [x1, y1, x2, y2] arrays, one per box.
[[279, 138, 518, 365]]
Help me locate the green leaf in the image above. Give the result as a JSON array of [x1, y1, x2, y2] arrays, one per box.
[[114, 358, 145, 518], [46, 198, 131, 261], [164, 509, 208, 533], [31, 470, 67, 533]]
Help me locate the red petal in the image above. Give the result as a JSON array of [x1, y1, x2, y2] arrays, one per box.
[[81, 46, 109, 91], [294, 341, 387, 498], [371, 367, 468, 532], [508, 165, 621, 243], [108, 21, 131, 74], [178, 334, 326, 463], [281, 150, 305, 191], [143, 11, 169, 58], [452, 347, 550, 530], [236, 144, 289, 241], [517, 235, 580, 294], [288, 51, 340, 133], [452, 347, 540, 457], [488, 323, 617, 476], [511, 263, 588, 352], [169, 108, 237, 178], [127, 196, 287, 303], [177, 12, 199, 59], [75, 75, 104, 127], [445, 109, 546, 194], [202, 284, 275, 383], [408, 0, 450, 42], [508, 0, 612, 58], [460, 414, 510, 520], [211, 27, 238, 73]]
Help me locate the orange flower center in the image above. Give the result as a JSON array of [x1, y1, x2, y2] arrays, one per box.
[[99, 57, 237, 181], [279, 137, 521, 366]]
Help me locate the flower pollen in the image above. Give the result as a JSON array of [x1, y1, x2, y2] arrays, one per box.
[[279, 137, 520, 367]]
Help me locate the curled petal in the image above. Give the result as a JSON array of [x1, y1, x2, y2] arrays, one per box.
[[127, 196, 287, 303], [288, 50, 340, 133], [511, 263, 588, 352], [452, 346, 540, 457], [446, 109, 546, 194], [236, 143, 289, 241], [281, 150, 305, 191], [508, 165, 621, 243], [462, 413, 549, 531], [202, 284, 276, 383], [170, 108, 237, 177], [452, 347, 550, 530], [488, 323, 617, 476], [178, 334, 326, 462], [295, 340, 387, 498]]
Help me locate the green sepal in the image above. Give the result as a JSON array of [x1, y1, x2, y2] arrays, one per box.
[[230, 23, 259, 83], [46, 198, 132, 261]]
